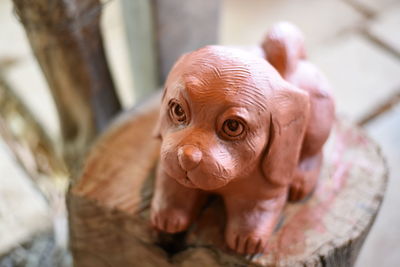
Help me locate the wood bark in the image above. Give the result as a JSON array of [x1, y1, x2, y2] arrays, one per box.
[[12, 0, 122, 171], [69, 93, 388, 267]]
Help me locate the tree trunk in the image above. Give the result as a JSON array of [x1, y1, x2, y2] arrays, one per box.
[[12, 0, 122, 171], [121, 0, 221, 101], [69, 93, 388, 267]]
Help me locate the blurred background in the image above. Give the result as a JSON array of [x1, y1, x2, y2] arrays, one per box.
[[0, 0, 399, 266]]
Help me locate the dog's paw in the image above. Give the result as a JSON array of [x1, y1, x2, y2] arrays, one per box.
[[289, 170, 319, 202], [290, 153, 322, 202], [226, 231, 267, 255], [150, 209, 191, 233], [289, 178, 309, 201]]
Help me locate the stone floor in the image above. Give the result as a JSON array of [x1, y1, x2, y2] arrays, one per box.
[[0, 0, 399, 266]]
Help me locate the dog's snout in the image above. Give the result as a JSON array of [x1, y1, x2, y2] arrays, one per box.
[[178, 145, 202, 171]]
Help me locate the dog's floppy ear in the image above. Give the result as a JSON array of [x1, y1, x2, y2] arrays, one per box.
[[262, 82, 310, 187]]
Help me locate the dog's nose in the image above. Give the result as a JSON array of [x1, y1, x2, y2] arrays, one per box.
[[178, 145, 202, 171]]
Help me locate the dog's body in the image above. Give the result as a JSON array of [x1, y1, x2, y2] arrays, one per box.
[[151, 22, 335, 255]]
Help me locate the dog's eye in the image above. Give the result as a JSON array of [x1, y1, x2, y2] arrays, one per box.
[[169, 102, 187, 124], [222, 119, 245, 139]]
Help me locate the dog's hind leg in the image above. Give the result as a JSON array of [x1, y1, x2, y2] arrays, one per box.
[[289, 151, 322, 202]]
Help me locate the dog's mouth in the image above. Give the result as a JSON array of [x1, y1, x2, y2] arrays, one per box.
[[169, 170, 198, 189], [164, 161, 233, 191], [180, 174, 197, 188], [176, 170, 232, 191]]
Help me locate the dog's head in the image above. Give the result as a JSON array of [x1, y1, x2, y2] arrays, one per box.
[[155, 46, 309, 191]]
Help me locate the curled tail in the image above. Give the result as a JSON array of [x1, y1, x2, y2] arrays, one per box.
[[261, 22, 306, 78]]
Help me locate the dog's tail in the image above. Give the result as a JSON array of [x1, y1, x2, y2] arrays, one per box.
[[261, 22, 306, 78]]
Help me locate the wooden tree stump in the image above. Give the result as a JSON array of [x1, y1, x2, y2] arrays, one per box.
[[68, 93, 388, 267]]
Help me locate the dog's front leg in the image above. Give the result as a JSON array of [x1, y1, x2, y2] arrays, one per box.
[[150, 164, 207, 233], [223, 192, 287, 255]]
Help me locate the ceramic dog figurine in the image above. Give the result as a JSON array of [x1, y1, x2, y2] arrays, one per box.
[[150, 22, 335, 255]]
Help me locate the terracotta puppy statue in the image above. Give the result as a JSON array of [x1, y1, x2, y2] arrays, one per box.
[[151, 22, 335, 255]]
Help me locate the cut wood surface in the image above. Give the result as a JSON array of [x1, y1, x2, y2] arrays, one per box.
[[69, 93, 388, 267]]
